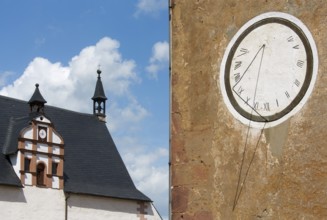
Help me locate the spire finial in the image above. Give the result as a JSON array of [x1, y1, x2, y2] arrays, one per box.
[[97, 65, 101, 77], [35, 83, 39, 88]]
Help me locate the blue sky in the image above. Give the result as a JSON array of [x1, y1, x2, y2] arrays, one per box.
[[0, 0, 169, 219]]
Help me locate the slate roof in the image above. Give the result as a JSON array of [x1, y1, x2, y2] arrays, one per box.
[[0, 95, 150, 202]]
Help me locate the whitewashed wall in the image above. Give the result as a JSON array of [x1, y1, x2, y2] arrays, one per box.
[[67, 194, 162, 220], [0, 186, 65, 220], [0, 186, 161, 220]]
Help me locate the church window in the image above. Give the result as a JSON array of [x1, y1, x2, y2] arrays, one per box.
[[52, 162, 58, 175], [36, 163, 46, 186], [24, 158, 31, 172]]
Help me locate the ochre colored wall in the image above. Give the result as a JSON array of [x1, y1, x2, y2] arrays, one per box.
[[170, 0, 327, 219]]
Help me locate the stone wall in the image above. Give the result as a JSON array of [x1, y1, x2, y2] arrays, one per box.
[[170, 0, 327, 219]]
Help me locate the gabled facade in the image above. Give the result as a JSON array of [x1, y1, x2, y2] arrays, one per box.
[[0, 70, 161, 220], [12, 114, 64, 189]]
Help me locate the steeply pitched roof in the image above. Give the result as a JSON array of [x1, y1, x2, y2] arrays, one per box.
[[0, 95, 150, 201], [28, 83, 47, 105], [3, 116, 32, 155], [0, 154, 22, 187]]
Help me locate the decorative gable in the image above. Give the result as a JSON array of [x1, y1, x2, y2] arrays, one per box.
[[11, 115, 64, 189]]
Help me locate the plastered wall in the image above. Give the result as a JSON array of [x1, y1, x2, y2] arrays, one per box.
[[170, 0, 327, 219], [0, 186, 161, 220], [0, 186, 65, 220]]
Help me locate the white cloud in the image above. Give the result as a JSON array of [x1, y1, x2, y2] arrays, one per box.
[[146, 41, 169, 79], [108, 99, 148, 133], [0, 37, 141, 119], [135, 0, 167, 17], [117, 136, 168, 219], [0, 37, 168, 218], [0, 71, 14, 87]]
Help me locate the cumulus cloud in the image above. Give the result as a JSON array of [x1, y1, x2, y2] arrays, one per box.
[[0, 71, 14, 87], [108, 99, 148, 133], [0, 37, 144, 130], [135, 0, 167, 17], [146, 41, 169, 79], [117, 136, 168, 219]]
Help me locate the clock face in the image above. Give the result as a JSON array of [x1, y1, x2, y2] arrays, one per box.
[[39, 128, 47, 140], [220, 12, 318, 128]]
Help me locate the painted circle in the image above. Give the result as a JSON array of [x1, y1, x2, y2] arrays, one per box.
[[220, 12, 318, 128]]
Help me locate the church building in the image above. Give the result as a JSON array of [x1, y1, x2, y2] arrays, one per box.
[[0, 69, 161, 220]]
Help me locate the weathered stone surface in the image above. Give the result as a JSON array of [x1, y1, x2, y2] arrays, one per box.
[[170, 0, 327, 219]]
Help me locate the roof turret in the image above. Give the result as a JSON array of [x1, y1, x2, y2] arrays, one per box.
[[28, 83, 47, 113], [92, 69, 107, 121], [92, 69, 107, 101]]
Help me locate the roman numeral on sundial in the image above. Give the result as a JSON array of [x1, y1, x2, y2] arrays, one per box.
[[294, 79, 301, 87], [234, 61, 242, 70], [237, 48, 249, 57], [293, 45, 299, 49], [297, 60, 304, 68], [287, 36, 294, 42], [264, 102, 270, 111], [237, 86, 244, 95], [287, 36, 300, 49], [234, 73, 241, 83]]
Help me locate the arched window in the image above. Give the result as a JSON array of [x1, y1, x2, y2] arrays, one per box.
[[36, 163, 46, 186]]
